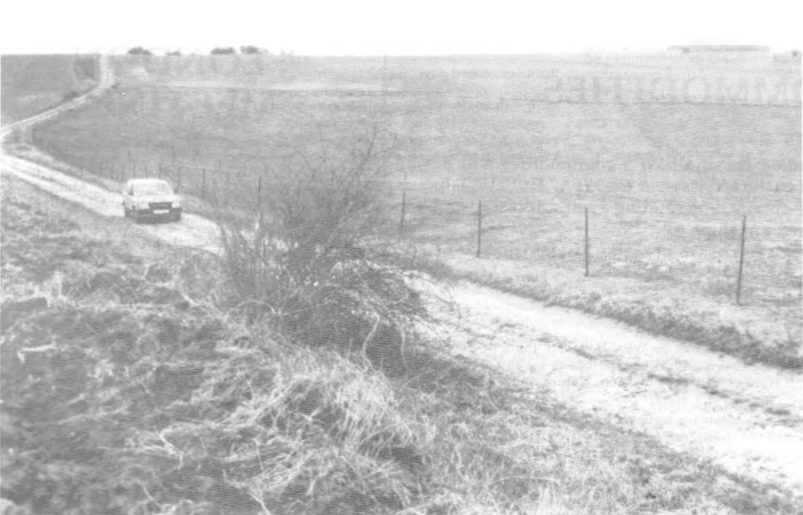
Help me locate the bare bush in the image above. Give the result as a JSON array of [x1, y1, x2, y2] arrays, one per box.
[[218, 123, 423, 371]]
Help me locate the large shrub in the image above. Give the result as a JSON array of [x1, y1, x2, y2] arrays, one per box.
[[218, 123, 423, 372]]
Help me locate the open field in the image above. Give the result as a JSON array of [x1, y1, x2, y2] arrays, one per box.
[[0, 55, 98, 124], [31, 53, 802, 366], [8, 177, 803, 514]]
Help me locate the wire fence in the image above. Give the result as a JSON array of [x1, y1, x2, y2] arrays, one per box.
[[31, 132, 802, 311]]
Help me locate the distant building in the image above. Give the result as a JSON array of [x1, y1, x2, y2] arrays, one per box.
[[668, 45, 771, 53]]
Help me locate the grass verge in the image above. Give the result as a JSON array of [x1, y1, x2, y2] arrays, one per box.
[[395, 245, 802, 370]]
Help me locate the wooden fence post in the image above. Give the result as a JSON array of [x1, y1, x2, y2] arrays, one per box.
[[736, 214, 747, 305], [584, 206, 590, 277], [477, 200, 483, 258], [399, 191, 406, 238], [224, 170, 230, 207]]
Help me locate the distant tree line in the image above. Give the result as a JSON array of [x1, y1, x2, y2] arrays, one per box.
[[127, 46, 266, 56], [667, 45, 771, 53], [127, 47, 152, 56]]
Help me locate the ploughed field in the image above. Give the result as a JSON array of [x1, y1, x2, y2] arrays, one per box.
[[34, 53, 803, 358]]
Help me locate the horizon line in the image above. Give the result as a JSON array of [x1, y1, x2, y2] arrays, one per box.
[[2, 46, 798, 57]]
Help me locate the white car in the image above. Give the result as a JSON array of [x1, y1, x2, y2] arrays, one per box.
[[122, 178, 182, 223]]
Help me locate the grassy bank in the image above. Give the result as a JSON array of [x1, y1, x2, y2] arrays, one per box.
[[2, 184, 801, 513]]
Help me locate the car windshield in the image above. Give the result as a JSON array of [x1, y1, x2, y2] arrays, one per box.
[[133, 182, 173, 196]]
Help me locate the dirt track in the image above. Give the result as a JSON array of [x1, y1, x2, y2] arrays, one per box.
[[1, 154, 222, 254], [1, 55, 115, 139], [419, 280, 803, 494], [2, 57, 802, 499]]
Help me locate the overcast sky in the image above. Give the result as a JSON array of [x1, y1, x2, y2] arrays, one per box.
[[1, 0, 801, 55]]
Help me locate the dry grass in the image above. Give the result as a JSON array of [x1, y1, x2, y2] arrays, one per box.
[[4, 197, 801, 514]]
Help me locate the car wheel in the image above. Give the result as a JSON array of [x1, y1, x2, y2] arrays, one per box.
[[173, 213, 182, 222]]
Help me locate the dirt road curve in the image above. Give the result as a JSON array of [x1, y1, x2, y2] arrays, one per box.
[[1, 55, 115, 139], [2, 56, 802, 498]]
